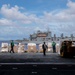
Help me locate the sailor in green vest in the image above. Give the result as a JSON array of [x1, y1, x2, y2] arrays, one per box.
[[52, 41, 56, 53], [10, 40, 14, 53]]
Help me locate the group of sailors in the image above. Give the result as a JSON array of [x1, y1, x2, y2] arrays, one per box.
[[0, 40, 57, 55], [42, 41, 56, 56]]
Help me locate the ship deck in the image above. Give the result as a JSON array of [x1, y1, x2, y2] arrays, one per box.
[[0, 52, 75, 64], [0, 53, 75, 75]]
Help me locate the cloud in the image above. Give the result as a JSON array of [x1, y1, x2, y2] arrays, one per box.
[[34, 27, 46, 32], [67, 0, 75, 9], [37, 0, 75, 35], [1, 1, 75, 24], [1, 4, 27, 20], [0, 4, 39, 24], [0, 18, 16, 26], [39, 0, 75, 24], [0, 0, 75, 40]]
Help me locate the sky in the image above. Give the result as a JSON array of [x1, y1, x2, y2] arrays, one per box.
[[0, 0, 75, 40]]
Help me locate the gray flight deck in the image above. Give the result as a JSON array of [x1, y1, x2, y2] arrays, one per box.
[[0, 52, 75, 64]]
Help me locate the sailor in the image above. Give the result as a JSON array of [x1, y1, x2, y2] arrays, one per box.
[[52, 41, 56, 53], [42, 42, 48, 56], [10, 40, 14, 53]]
